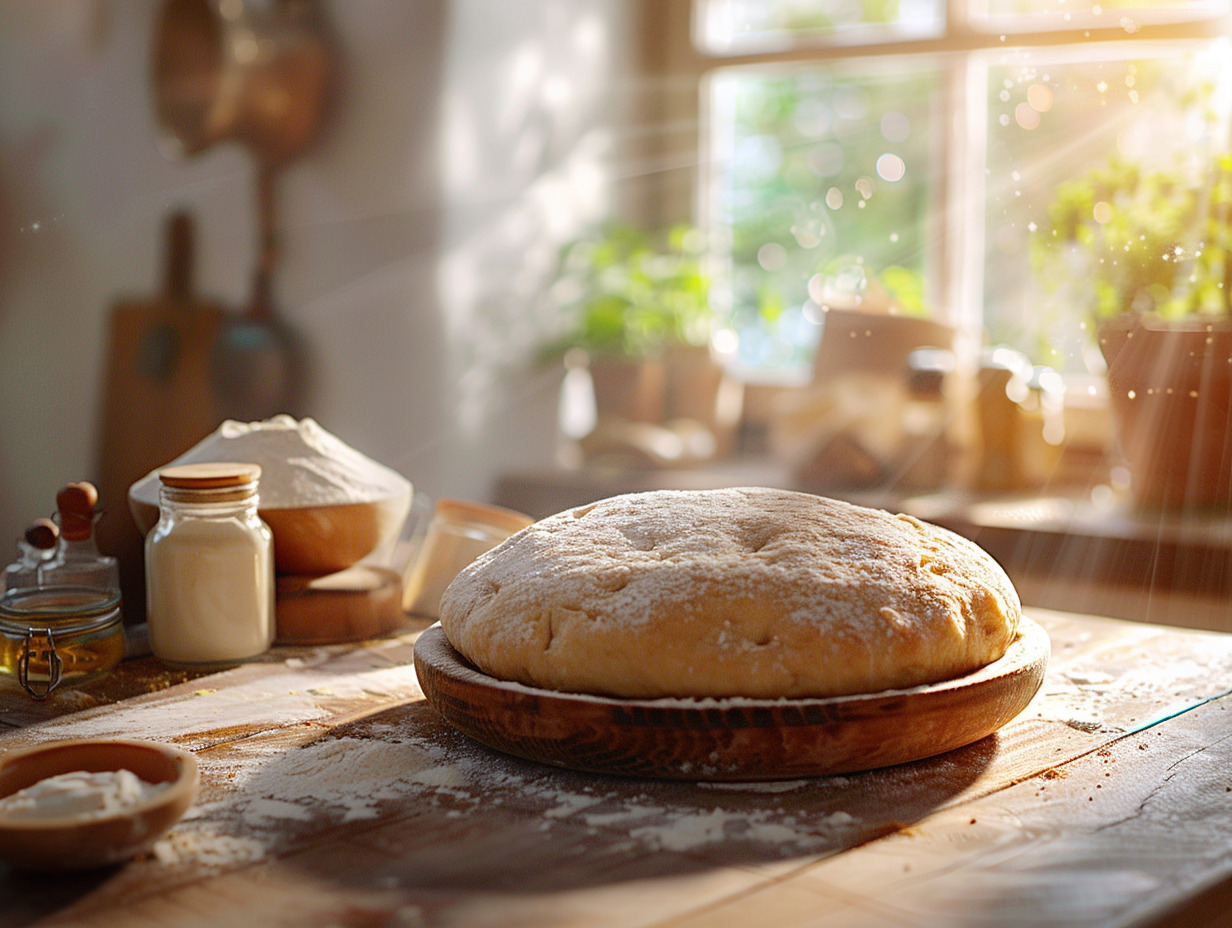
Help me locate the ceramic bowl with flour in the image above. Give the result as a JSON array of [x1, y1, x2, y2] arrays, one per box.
[[129, 417, 413, 577]]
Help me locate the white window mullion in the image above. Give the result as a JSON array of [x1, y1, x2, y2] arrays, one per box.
[[949, 52, 989, 357], [943, 0, 985, 353]]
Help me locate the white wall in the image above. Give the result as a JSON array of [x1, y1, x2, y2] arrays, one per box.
[[0, 0, 630, 549]]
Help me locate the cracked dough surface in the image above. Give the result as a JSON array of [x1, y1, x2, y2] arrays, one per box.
[[439, 487, 1021, 699]]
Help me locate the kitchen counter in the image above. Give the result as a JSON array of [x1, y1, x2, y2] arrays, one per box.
[[3, 610, 1232, 927]]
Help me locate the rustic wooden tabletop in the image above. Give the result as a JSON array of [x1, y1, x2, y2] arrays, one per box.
[[3, 607, 1232, 928]]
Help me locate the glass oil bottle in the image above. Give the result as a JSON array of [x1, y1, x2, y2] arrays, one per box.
[[0, 482, 125, 698]]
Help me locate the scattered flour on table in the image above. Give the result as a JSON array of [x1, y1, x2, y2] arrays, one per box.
[[626, 808, 856, 853], [144, 735, 450, 870], [1063, 670, 1115, 687], [152, 829, 266, 869], [340, 723, 855, 851], [219, 736, 469, 824], [19, 661, 420, 746], [1037, 647, 1230, 734], [28, 653, 868, 873], [698, 779, 817, 793], [1055, 711, 1105, 733], [175, 720, 865, 868], [542, 791, 606, 819]]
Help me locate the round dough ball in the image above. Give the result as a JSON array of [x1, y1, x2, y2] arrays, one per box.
[[439, 487, 1021, 699]]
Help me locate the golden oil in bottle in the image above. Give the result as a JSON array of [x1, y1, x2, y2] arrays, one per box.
[[0, 483, 126, 698], [0, 586, 124, 698]]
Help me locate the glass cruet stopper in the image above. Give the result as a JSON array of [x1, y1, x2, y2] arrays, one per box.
[[48, 482, 122, 605], [2, 518, 60, 595]]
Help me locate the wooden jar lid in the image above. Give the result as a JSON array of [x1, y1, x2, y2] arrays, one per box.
[[158, 462, 262, 489]]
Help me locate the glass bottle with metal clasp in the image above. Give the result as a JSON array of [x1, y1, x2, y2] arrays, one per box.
[[0, 482, 125, 699]]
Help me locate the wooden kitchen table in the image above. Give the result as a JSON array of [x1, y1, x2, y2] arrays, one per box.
[[4, 608, 1232, 928]]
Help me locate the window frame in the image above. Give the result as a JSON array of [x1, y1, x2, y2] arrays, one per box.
[[635, 0, 1232, 370]]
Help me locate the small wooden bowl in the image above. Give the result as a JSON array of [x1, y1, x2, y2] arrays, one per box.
[[0, 739, 199, 871]]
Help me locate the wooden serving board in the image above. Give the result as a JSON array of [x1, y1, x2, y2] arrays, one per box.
[[95, 211, 229, 624], [413, 616, 1050, 781]]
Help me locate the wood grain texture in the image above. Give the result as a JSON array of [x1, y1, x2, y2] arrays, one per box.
[[414, 619, 1049, 780], [3, 609, 1232, 928]]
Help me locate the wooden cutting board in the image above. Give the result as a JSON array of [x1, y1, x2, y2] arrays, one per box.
[[414, 617, 1050, 781], [94, 211, 229, 624]]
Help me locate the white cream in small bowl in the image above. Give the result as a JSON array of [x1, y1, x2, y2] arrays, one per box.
[[0, 738, 199, 871]]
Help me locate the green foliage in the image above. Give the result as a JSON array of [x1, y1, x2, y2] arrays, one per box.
[[772, 0, 902, 32], [546, 224, 714, 359], [877, 264, 927, 317], [720, 67, 936, 368], [1031, 153, 1232, 320], [813, 255, 928, 317]]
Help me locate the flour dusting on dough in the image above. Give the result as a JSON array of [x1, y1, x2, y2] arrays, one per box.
[[442, 487, 1021, 699]]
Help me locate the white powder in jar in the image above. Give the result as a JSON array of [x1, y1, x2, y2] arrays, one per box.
[[146, 516, 275, 665], [130, 416, 411, 510], [0, 769, 168, 821], [145, 464, 275, 666]]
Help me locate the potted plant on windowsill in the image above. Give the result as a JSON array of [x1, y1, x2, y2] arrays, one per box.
[[1032, 153, 1232, 513], [544, 223, 733, 440], [808, 259, 955, 383]]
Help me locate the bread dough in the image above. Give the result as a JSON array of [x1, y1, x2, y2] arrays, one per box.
[[439, 487, 1021, 699]]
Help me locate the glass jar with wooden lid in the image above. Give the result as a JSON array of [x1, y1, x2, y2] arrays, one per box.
[[145, 462, 274, 667]]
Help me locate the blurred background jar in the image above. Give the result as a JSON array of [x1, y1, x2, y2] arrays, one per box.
[[402, 499, 534, 620], [976, 347, 1067, 491]]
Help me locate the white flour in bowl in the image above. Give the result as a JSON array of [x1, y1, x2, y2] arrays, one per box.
[[129, 416, 411, 511]]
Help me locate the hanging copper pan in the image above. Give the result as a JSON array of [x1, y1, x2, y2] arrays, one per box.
[[150, 0, 337, 421], [152, 0, 335, 168]]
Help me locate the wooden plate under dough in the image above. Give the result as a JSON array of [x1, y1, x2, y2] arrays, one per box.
[[413, 617, 1050, 781]]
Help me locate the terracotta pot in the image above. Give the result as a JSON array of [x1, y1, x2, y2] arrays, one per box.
[[665, 345, 722, 421], [586, 355, 667, 424], [664, 344, 743, 455], [813, 309, 955, 383], [1099, 314, 1232, 512]]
